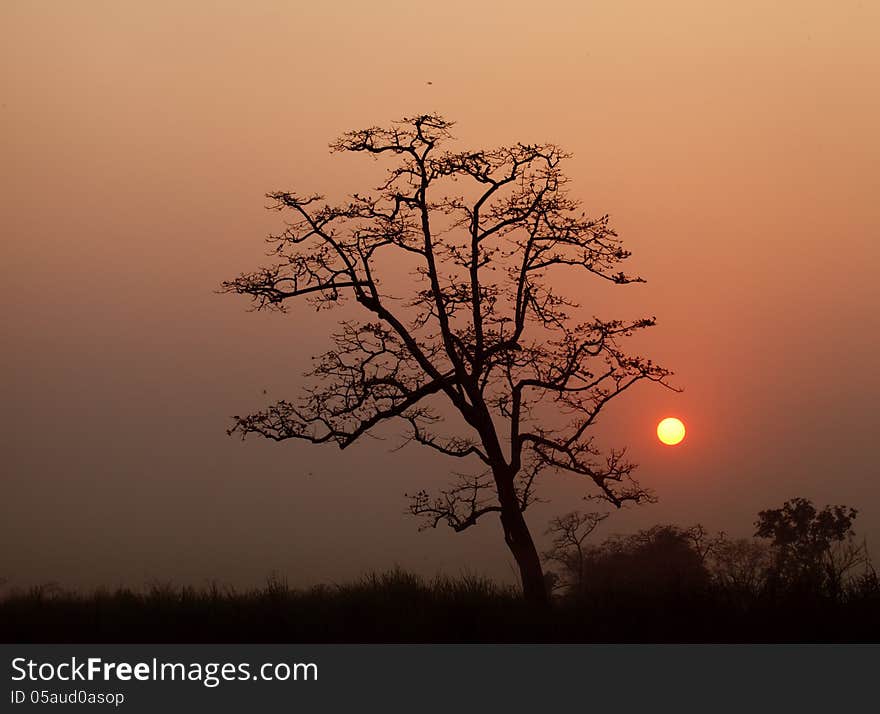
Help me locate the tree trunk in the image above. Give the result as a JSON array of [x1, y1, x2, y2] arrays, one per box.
[[498, 490, 548, 608]]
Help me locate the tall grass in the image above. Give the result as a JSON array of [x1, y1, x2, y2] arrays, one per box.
[[1, 567, 878, 643]]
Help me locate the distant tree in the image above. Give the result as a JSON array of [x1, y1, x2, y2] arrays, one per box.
[[545, 519, 710, 597], [544, 511, 609, 591], [824, 536, 872, 598], [222, 114, 671, 606], [754, 497, 867, 597], [684, 524, 718, 565], [709, 536, 773, 597], [589, 525, 711, 595]]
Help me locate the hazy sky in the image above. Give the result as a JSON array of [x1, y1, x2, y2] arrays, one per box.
[[2, 1, 878, 590]]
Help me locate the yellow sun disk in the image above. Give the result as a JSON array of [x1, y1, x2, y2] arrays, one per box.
[[657, 417, 686, 446]]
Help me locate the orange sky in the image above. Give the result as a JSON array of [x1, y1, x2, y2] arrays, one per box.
[[2, 1, 878, 588]]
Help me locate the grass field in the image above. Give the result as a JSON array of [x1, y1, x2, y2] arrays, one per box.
[[3, 568, 879, 643]]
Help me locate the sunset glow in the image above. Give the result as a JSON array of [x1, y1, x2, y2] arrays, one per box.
[[2, 0, 878, 598]]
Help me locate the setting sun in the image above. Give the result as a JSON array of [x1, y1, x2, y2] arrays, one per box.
[[657, 417, 686, 446]]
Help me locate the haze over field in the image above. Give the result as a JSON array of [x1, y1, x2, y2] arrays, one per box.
[[2, 1, 878, 589]]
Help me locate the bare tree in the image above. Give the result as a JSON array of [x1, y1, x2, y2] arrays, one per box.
[[824, 537, 871, 599], [544, 511, 609, 591], [222, 114, 672, 605], [685, 524, 719, 565], [709, 536, 773, 597]]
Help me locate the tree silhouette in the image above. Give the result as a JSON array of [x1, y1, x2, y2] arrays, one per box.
[[709, 536, 773, 598], [545, 521, 711, 598], [754, 497, 866, 597], [544, 511, 609, 591], [222, 114, 671, 605]]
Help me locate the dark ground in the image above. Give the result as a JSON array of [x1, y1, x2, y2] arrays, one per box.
[[2, 570, 879, 643]]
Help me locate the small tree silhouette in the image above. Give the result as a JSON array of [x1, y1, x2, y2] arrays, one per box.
[[222, 114, 672, 605], [754, 497, 867, 597], [544, 511, 609, 591], [709, 536, 773, 598]]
